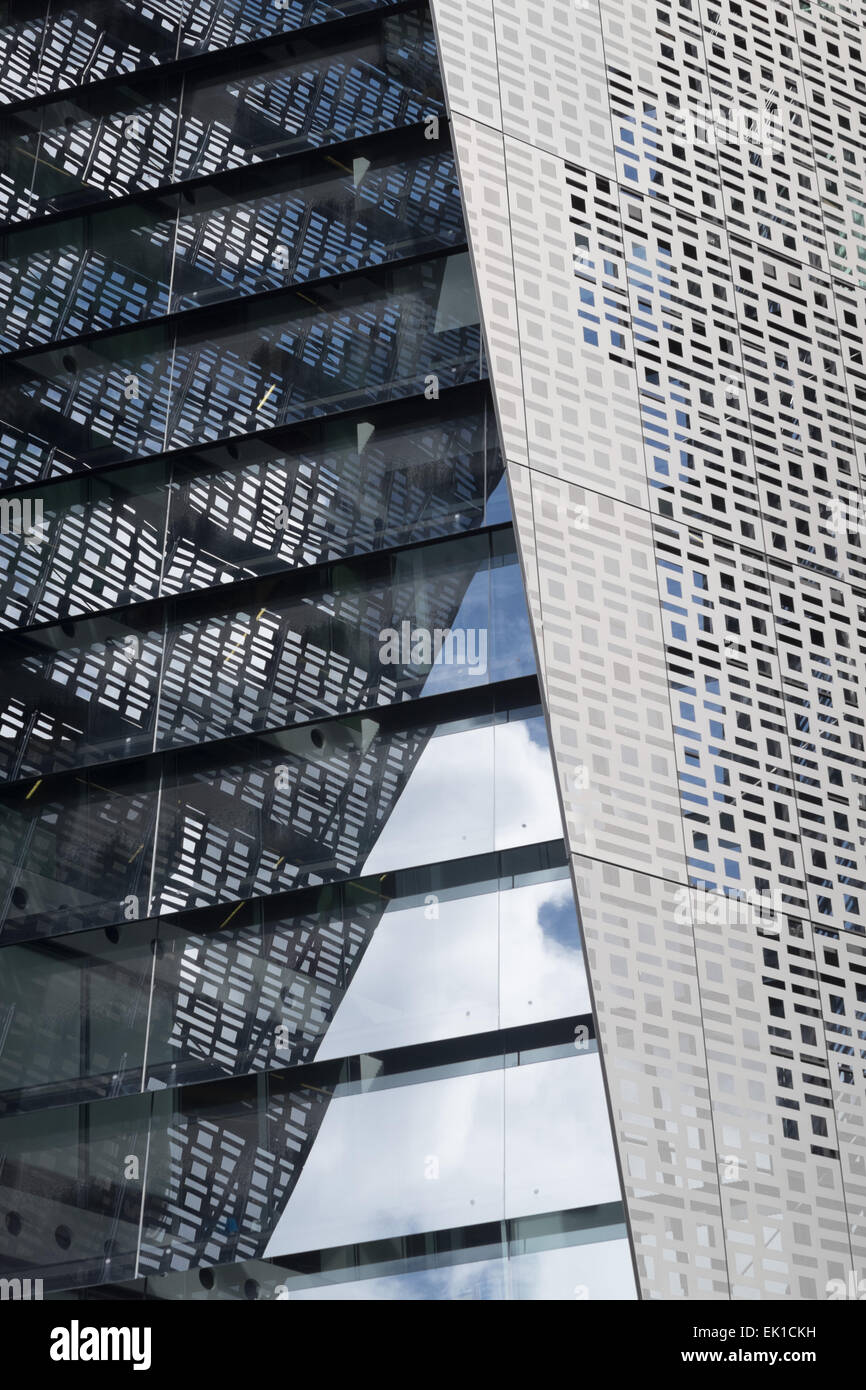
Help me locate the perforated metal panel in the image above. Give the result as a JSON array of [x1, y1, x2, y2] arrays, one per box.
[[432, 0, 866, 1299]]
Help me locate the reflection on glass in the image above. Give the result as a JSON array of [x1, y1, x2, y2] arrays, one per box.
[[175, 1, 402, 64], [0, 140, 462, 353], [0, 2, 177, 104], [172, 12, 440, 185], [109, 1205, 633, 1300], [0, 530, 532, 781], [0, 395, 501, 631], [0, 253, 481, 484], [0, 698, 552, 940], [0, 1051, 626, 1292], [0, 846, 579, 1110], [283, 1238, 636, 1300], [0, 760, 158, 944], [0, 618, 165, 781], [0, 919, 155, 1108], [319, 868, 587, 1058], [0, 11, 439, 223], [16, 85, 180, 220], [139, 1071, 331, 1277], [0, 1095, 147, 1291], [499, 877, 590, 1027], [262, 1054, 619, 1257], [170, 144, 463, 312], [0, 202, 174, 352], [151, 703, 543, 917], [363, 710, 561, 876], [0, 1, 401, 104]]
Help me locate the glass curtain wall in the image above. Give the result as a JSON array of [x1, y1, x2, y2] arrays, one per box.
[[0, 0, 635, 1300]]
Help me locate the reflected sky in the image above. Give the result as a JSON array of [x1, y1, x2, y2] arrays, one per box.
[[264, 1054, 621, 1257], [362, 713, 563, 876], [317, 872, 588, 1059], [281, 1236, 636, 1300], [485, 473, 511, 525]]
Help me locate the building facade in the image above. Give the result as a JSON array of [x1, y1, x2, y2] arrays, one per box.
[[2, 0, 864, 1305], [0, 0, 635, 1301], [430, 0, 866, 1300]]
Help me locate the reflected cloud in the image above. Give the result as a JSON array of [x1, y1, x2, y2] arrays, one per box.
[[362, 713, 562, 876], [317, 872, 589, 1059], [264, 1055, 620, 1258], [283, 1236, 636, 1300]]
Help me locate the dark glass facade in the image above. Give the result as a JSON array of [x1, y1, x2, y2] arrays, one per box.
[[0, 0, 633, 1301]]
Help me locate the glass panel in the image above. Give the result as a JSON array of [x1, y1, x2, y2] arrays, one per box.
[[261, 1054, 618, 1258], [498, 875, 591, 1028], [0, 530, 532, 780], [139, 1072, 328, 1277], [0, 107, 49, 223], [169, 143, 463, 313], [172, 11, 440, 185], [0, 3, 177, 104], [0, 252, 482, 483], [0, 759, 159, 944], [154, 531, 519, 748], [362, 708, 561, 876], [2, 81, 181, 223], [0, 698, 550, 942], [151, 702, 546, 919], [0, 848, 577, 1110], [0, 7, 51, 107], [0, 199, 176, 351], [485, 471, 511, 526], [282, 1238, 636, 1300], [507, 1238, 636, 1301], [0, 462, 171, 631], [176, 1, 402, 61], [0, 139, 462, 352], [107, 1205, 632, 1300], [0, 613, 166, 779], [316, 878, 500, 1059], [0, 395, 502, 631], [504, 1055, 621, 1220], [0, 1049, 613, 1289], [318, 866, 584, 1059], [142, 886, 367, 1090], [493, 713, 562, 851], [0, 1, 402, 105], [0, 1095, 146, 1291], [264, 1067, 506, 1255], [0, 11, 439, 223], [0, 917, 155, 1109], [488, 530, 536, 682], [162, 396, 502, 597]]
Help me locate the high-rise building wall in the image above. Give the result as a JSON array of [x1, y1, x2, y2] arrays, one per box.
[[0, 1, 635, 1301], [431, 0, 866, 1299]]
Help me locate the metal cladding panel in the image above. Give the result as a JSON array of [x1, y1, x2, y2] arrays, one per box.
[[432, 0, 866, 1299]]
